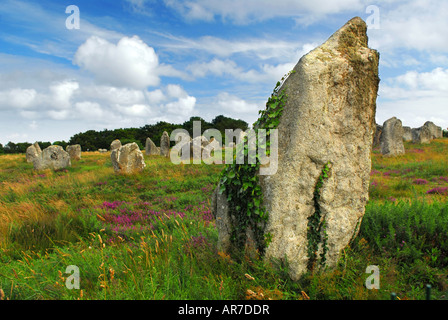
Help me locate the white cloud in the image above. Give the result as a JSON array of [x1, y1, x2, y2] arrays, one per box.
[[0, 88, 37, 109], [81, 85, 146, 105], [75, 101, 104, 119], [73, 36, 161, 89], [186, 58, 296, 84], [164, 0, 363, 24], [164, 96, 196, 117], [368, 1, 448, 53], [160, 33, 308, 61], [49, 80, 79, 109], [377, 67, 448, 129], [47, 109, 70, 121], [215, 92, 260, 114], [116, 104, 153, 118], [166, 84, 188, 98], [145, 89, 166, 104]]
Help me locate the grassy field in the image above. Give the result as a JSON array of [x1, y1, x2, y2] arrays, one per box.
[[0, 139, 447, 300]]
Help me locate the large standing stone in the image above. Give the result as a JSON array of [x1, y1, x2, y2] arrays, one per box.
[[213, 17, 380, 280], [145, 137, 159, 156], [66, 144, 82, 160], [380, 117, 405, 156], [33, 145, 71, 171], [26, 142, 42, 163], [160, 131, 170, 157], [111, 142, 146, 174], [110, 139, 122, 151]]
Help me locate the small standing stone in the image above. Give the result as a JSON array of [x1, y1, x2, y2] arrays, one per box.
[[160, 131, 170, 157], [66, 144, 82, 160], [26, 142, 42, 163], [145, 137, 159, 156], [111, 142, 146, 174], [380, 117, 405, 156]]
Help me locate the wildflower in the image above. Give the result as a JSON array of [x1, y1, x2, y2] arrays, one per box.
[[426, 187, 448, 195], [413, 179, 428, 185]]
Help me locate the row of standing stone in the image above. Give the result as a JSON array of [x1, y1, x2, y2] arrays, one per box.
[[24, 129, 226, 173], [374, 117, 443, 156]]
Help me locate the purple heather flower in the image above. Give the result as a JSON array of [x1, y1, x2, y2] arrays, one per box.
[[413, 179, 429, 185], [426, 187, 448, 195]]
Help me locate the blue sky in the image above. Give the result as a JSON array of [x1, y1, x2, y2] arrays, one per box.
[[0, 0, 447, 144]]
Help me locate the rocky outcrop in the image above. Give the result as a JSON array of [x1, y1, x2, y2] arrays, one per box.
[[213, 17, 380, 280], [110, 142, 146, 174], [380, 117, 405, 156]]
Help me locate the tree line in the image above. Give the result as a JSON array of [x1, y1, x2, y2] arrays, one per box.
[[0, 115, 249, 154]]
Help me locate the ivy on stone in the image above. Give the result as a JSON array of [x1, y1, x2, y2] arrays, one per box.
[[307, 161, 331, 271], [218, 70, 296, 255]]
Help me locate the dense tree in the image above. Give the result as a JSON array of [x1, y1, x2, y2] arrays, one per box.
[[0, 143, 4, 154]]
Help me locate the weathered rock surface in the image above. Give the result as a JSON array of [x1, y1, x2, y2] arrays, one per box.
[[26, 142, 42, 163], [402, 126, 413, 142], [145, 137, 159, 156], [110, 139, 122, 151], [33, 145, 71, 171], [380, 117, 405, 156], [213, 17, 380, 280], [160, 131, 170, 157], [66, 144, 82, 160], [412, 126, 431, 144], [111, 142, 146, 174], [423, 121, 442, 139]]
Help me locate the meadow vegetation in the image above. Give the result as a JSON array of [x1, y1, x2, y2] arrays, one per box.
[[0, 140, 447, 300]]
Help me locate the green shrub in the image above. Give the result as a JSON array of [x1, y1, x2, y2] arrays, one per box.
[[360, 200, 448, 267]]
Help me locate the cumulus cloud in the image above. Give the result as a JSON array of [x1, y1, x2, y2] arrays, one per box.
[[49, 80, 79, 109], [75, 101, 104, 119], [186, 58, 296, 84], [377, 67, 448, 129], [0, 88, 37, 109], [73, 36, 161, 89], [368, 0, 448, 66]]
